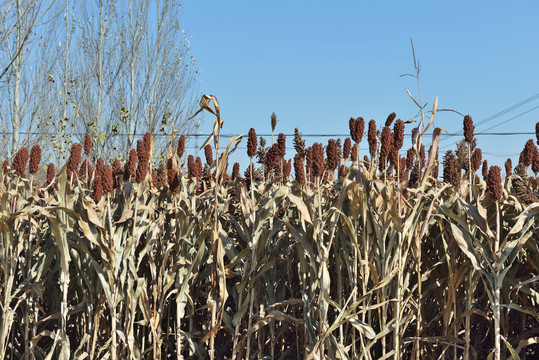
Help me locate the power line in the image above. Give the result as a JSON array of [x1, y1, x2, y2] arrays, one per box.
[[474, 92, 539, 127], [438, 92, 539, 144], [8, 131, 537, 138]]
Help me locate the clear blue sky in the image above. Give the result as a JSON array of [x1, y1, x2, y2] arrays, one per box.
[[181, 0, 539, 170]]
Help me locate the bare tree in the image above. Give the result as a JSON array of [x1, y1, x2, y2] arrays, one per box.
[[0, 0, 200, 162], [110, 0, 201, 158], [0, 0, 59, 158]]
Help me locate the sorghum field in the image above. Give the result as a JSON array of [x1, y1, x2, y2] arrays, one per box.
[[1, 95, 538, 360]]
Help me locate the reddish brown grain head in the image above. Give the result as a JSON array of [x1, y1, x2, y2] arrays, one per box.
[[532, 146, 539, 174], [3, 160, 8, 169], [167, 169, 180, 193], [267, 144, 282, 173], [505, 158, 512, 176], [204, 144, 213, 165], [92, 175, 103, 203], [29, 145, 41, 174], [443, 151, 457, 185], [463, 115, 474, 142], [96, 158, 104, 172], [294, 154, 305, 184], [112, 158, 122, 188], [356, 117, 365, 143], [195, 157, 203, 181], [343, 138, 351, 160], [535, 121, 539, 145], [247, 128, 257, 158], [379, 126, 393, 171], [367, 120, 377, 157], [338, 164, 348, 180], [385, 112, 396, 127], [136, 146, 149, 182], [67, 144, 82, 179], [177, 135, 186, 158], [46, 163, 55, 185], [112, 159, 122, 176], [283, 158, 292, 178], [406, 148, 414, 170], [271, 112, 277, 132], [349, 117, 364, 143], [293, 128, 305, 158], [471, 148, 482, 172], [312, 142, 325, 178], [84, 134, 92, 155], [522, 139, 537, 167], [143, 132, 151, 151], [277, 133, 286, 157], [127, 149, 137, 174], [156, 162, 167, 189], [487, 166, 502, 200], [232, 162, 240, 179], [326, 139, 339, 171], [187, 155, 195, 178], [101, 165, 113, 194], [12, 147, 29, 176], [393, 119, 405, 150], [351, 144, 358, 162]]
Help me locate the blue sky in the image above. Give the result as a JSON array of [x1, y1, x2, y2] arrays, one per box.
[[181, 1, 539, 170]]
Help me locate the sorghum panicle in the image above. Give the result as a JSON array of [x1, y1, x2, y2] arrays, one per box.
[[487, 166, 502, 200], [92, 175, 103, 203], [66, 144, 82, 179], [522, 139, 537, 166], [277, 133, 286, 157], [84, 134, 92, 155], [338, 164, 348, 180], [232, 162, 240, 179], [379, 126, 393, 171], [204, 144, 213, 165], [102, 165, 113, 194], [125, 149, 137, 180], [351, 144, 358, 162], [393, 119, 405, 150], [283, 159, 292, 178], [293, 128, 305, 158], [463, 115, 475, 143], [187, 155, 195, 178], [293, 154, 305, 184], [195, 157, 203, 181], [29, 145, 41, 174], [247, 128, 257, 157], [343, 138, 351, 160], [367, 120, 377, 157], [385, 112, 396, 127], [326, 139, 339, 170], [471, 148, 482, 172], [406, 148, 414, 170], [505, 158, 512, 176], [312, 142, 325, 178], [177, 135, 186, 159], [46, 163, 55, 185]]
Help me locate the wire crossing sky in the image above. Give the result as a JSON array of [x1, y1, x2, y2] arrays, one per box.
[[181, 0, 539, 168]]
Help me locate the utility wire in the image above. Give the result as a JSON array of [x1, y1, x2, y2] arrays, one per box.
[[6, 131, 537, 138]]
